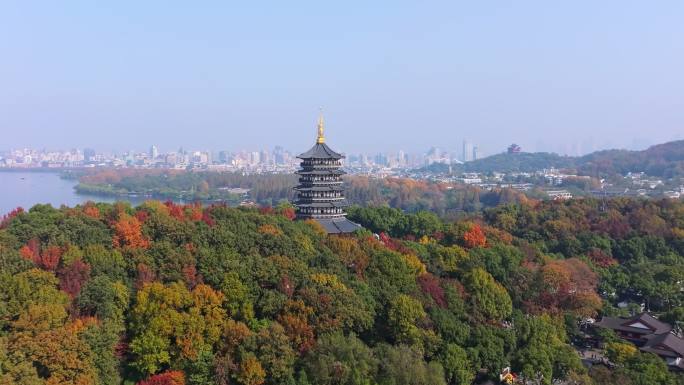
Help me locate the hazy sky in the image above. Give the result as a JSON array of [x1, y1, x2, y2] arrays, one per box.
[[1, 1, 683, 156]]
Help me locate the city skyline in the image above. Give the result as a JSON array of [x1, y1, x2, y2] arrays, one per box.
[[0, 134, 677, 167]]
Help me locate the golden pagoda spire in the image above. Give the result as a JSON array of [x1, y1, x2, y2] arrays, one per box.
[[316, 108, 325, 144]]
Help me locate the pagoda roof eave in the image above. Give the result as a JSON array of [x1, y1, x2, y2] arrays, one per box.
[[296, 169, 346, 175], [297, 143, 344, 159]]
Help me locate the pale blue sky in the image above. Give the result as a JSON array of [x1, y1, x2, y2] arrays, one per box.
[[1, 1, 683, 156]]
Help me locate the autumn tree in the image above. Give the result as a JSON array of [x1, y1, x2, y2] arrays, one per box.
[[129, 282, 225, 375], [138, 370, 186, 385], [463, 224, 487, 249], [112, 213, 150, 249], [387, 294, 429, 347], [58, 259, 91, 299]]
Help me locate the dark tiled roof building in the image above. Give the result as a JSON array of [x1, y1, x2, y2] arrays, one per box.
[[596, 312, 684, 370], [595, 312, 673, 341], [294, 113, 362, 234]]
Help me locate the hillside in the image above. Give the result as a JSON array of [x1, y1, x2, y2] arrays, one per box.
[[462, 152, 575, 173], [434, 140, 684, 177], [578, 140, 684, 178], [2, 199, 684, 385]]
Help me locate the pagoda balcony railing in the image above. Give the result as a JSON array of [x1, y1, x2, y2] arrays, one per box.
[[297, 198, 346, 203], [299, 163, 342, 169], [297, 195, 344, 200], [299, 180, 344, 185], [300, 161, 342, 167], [298, 213, 347, 219]]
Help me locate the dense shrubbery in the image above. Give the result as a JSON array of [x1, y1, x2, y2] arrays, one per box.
[[1, 198, 684, 385]]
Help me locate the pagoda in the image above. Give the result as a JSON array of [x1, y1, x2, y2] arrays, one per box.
[[294, 113, 362, 234]]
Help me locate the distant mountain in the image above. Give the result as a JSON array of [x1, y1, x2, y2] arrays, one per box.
[[425, 140, 684, 178], [461, 152, 575, 174], [578, 140, 684, 178]]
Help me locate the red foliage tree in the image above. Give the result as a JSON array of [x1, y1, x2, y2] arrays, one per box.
[[114, 340, 129, 359], [201, 210, 215, 227], [0, 207, 24, 229], [463, 224, 487, 248], [593, 210, 631, 239], [39, 245, 62, 271], [19, 238, 40, 262], [165, 201, 185, 221], [137, 371, 185, 385], [378, 232, 414, 255], [136, 263, 156, 289], [418, 273, 447, 308], [587, 248, 618, 268], [135, 210, 150, 223], [187, 203, 203, 221], [58, 260, 91, 298], [19, 239, 62, 271], [280, 207, 296, 221], [278, 275, 295, 298], [182, 264, 201, 289], [379, 232, 392, 245]]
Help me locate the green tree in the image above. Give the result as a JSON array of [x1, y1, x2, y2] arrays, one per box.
[[375, 344, 446, 385], [81, 321, 123, 385], [387, 294, 427, 347], [256, 322, 296, 385], [77, 276, 129, 327], [438, 344, 474, 385], [462, 268, 512, 321], [303, 332, 377, 385]]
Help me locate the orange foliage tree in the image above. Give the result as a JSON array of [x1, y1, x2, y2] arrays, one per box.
[[20, 240, 62, 271], [82, 202, 100, 219], [463, 224, 487, 248], [278, 300, 315, 354], [326, 236, 370, 277], [137, 371, 185, 385], [533, 258, 602, 317], [112, 213, 150, 249]]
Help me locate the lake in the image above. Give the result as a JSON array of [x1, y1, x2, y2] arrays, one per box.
[[0, 170, 147, 215]]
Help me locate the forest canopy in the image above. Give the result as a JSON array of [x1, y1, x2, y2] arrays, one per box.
[[1, 197, 684, 385]]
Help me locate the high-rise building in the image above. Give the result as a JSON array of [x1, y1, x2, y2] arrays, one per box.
[[84, 148, 96, 162], [250, 151, 261, 165], [462, 140, 474, 162], [294, 113, 361, 234], [273, 146, 285, 164], [218, 150, 231, 164], [150, 145, 159, 159]]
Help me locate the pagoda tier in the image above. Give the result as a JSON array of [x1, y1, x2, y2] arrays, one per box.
[[293, 185, 345, 191], [293, 113, 362, 234]]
